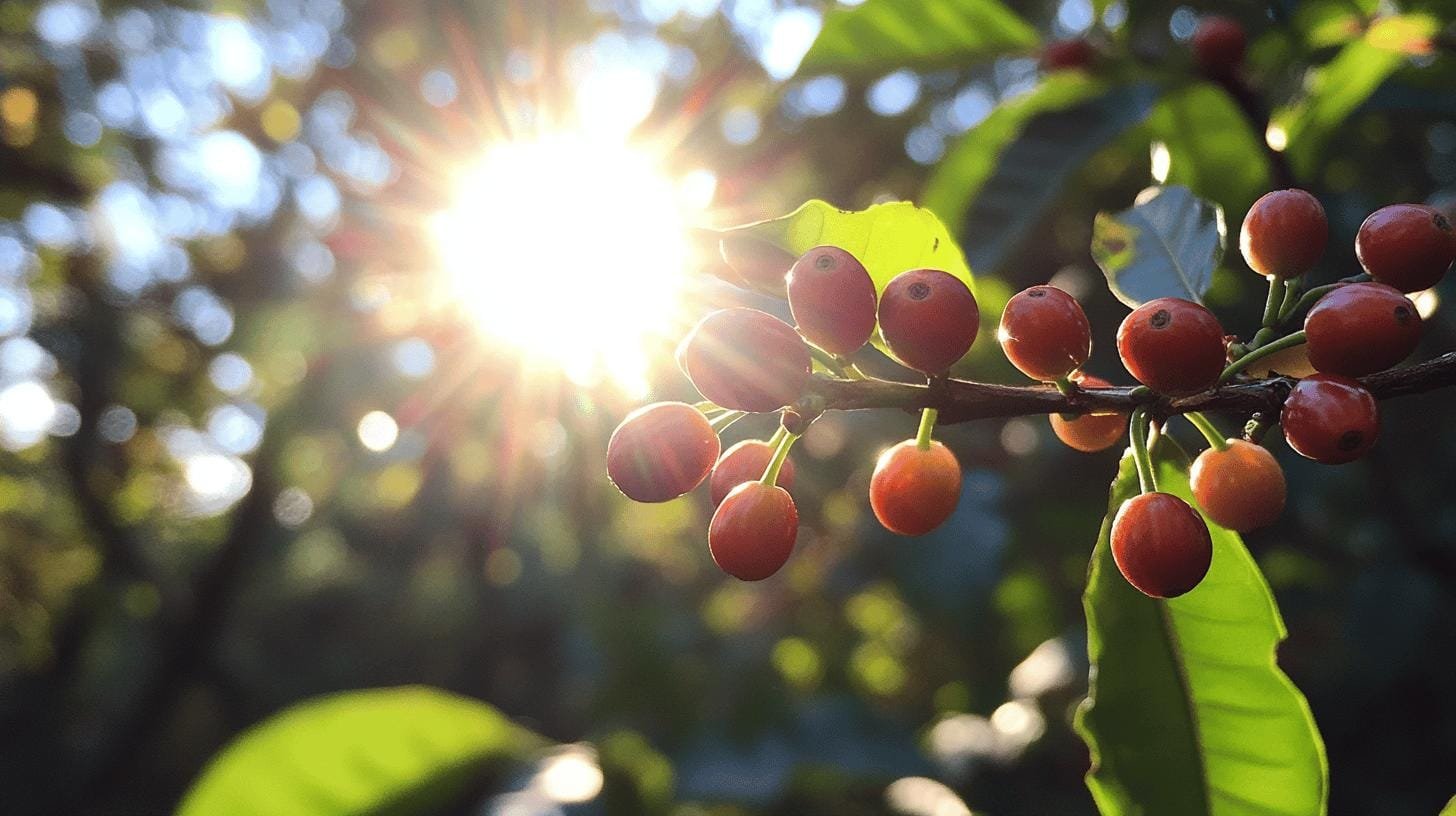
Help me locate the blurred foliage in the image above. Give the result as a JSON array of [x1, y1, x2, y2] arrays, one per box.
[[0, 0, 1453, 815]]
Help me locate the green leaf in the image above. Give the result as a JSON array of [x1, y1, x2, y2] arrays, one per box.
[[177, 686, 542, 816], [1274, 14, 1438, 177], [1075, 439, 1328, 816], [717, 199, 973, 295], [925, 78, 1161, 276], [798, 0, 1038, 77], [1145, 83, 1271, 219], [1092, 185, 1225, 309], [1287, 0, 1379, 49], [1441, 794, 1456, 815]]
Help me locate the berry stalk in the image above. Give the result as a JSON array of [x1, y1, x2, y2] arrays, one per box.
[[1185, 411, 1230, 452], [1221, 331, 1307, 383], [915, 407, 939, 452], [1129, 407, 1158, 494], [760, 429, 799, 486]]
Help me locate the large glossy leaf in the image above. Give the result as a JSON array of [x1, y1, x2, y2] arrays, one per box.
[[1144, 83, 1270, 219], [1274, 14, 1438, 177], [926, 79, 1161, 276], [1442, 794, 1456, 815], [717, 200, 973, 294], [798, 0, 1038, 77], [923, 74, 1109, 234], [177, 687, 541, 816], [1092, 185, 1225, 309], [1075, 438, 1328, 816]]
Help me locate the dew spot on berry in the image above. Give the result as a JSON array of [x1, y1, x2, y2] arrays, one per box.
[[1338, 430, 1364, 451], [1149, 309, 1171, 329], [908, 282, 932, 301]]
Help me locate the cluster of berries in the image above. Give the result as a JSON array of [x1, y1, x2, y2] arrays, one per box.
[[608, 247, 979, 580], [606, 189, 1454, 599], [1109, 190, 1452, 597]]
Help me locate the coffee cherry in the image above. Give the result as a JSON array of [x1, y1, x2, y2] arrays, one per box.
[[709, 439, 797, 506], [1281, 374, 1379, 464], [1116, 298, 1226, 395], [998, 285, 1092, 382], [1042, 39, 1096, 72], [606, 402, 720, 503], [787, 245, 877, 356], [708, 481, 797, 581], [1355, 204, 1456, 293], [877, 269, 980, 374], [719, 234, 795, 294], [1192, 16, 1246, 78], [1240, 189, 1328, 279], [1110, 492, 1213, 598], [678, 308, 811, 413], [1305, 282, 1421, 376], [1049, 374, 1126, 453], [1190, 440, 1286, 531], [869, 440, 962, 536]]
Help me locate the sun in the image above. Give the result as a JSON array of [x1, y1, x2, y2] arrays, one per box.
[[430, 134, 712, 395]]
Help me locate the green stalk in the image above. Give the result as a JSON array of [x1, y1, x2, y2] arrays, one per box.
[[1261, 275, 1283, 327], [760, 430, 799, 486], [915, 407, 939, 452], [1129, 407, 1157, 494], [1220, 330, 1307, 383], [1185, 411, 1230, 452], [808, 344, 849, 378], [709, 410, 747, 433]]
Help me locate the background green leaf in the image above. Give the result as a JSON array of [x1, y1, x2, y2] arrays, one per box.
[[798, 0, 1038, 77], [717, 199, 973, 294], [1075, 438, 1328, 816], [1144, 83, 1271, 219], [1274, 14, 1438, 177], [1092, 185, 1225, 308], [926, 80, 1161, 275], [176, 687, 541, 816]]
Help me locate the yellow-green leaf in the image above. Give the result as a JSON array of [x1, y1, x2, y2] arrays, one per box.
[[1075, 439, 1328, 815], [1274, 14, 1438, 177], [177, 687, 541, 816], [799, 0, 1038, 77], [717, 199, 973, 295]]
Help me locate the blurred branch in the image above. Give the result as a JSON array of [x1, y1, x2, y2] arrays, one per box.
[[809, 351, 1456, 424]]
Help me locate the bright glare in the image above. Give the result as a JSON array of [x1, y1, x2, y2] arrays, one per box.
[[431, 135, 706, 395], [357, 410, 399, 452], [533, 746, 604, 803], [1266, 124, 1289, 152]]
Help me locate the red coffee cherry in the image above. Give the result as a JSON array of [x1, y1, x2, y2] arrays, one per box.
[[708, 481, 797, 581], [877, 269, 980, 374], [1110, 492, 1213, 598], [677, 308, 811, 413], [1355, 204, 1456, 293], [869, 440, 962, 536], [1190, 439, 1286, 532], [709, 439, 797, 506], [787, 245, 877, 356], [998, 285, 1092, 382], [1192, 16, 1246, 78], [1116, 298, 1226, 395], [1281, 374, 1379, 464], [1049, 374, 1126, 453], [1240, 189, 1328, 279], [1305, 282, 1421, 376], [719, 234, 795, 294], [606, 402, 720, 503], [1041, 38, 1096, 72]]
